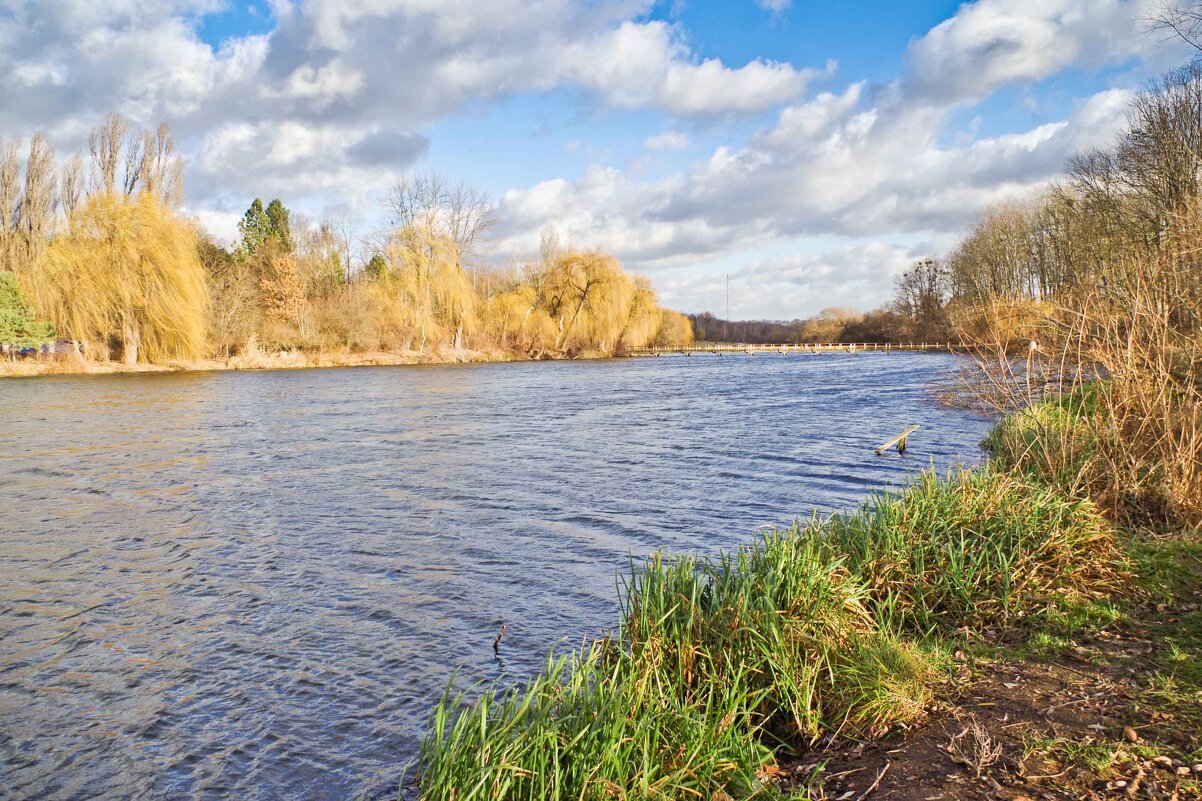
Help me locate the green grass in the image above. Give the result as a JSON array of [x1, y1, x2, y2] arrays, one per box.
[[412, 464, 1131, 800], [823, 466, 1128, 637], [415, 535, 929, 801], [984, 384, 1100, 494]]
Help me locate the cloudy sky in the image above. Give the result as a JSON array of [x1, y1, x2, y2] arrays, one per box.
[[0, 0, 1192, 318]]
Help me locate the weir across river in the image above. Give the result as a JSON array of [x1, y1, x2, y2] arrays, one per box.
[[628, 342, 959, 355]]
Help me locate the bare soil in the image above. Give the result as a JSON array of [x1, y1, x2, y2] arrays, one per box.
[[773, 599, 1202, 801]]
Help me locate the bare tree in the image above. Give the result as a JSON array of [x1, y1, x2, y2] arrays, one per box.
[[139, 123, 182, 206], [17, 133, 57, 268], [331, 213, 359, 281], [386, 171, 495, 267], [89, 112, 127, 195], [0, 138, 20, 271], [893, 258, 951, 339], [59, 154, 84, 216], [539, 225, 562, 266], [122, 128, 145, 196], [1152, 1, 1202, 52]]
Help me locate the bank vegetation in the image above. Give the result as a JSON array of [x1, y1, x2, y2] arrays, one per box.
[[0, 118, 692, 374]]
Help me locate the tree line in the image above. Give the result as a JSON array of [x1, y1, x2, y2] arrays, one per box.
[[0, 117, 693, 365]]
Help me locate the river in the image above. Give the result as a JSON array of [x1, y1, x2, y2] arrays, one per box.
[[0, 353, 991, 800]]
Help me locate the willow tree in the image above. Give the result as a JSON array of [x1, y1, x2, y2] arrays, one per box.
[[481, 283, 558, 354], [654, 309, 694, 347], [383, 224, 477, 351], [616, 275, 661, 351], [32, 193, 206, 363], [540, 251, 636, 353]]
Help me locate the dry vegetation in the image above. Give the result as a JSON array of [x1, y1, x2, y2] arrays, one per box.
[[0, 117, 692, 374]]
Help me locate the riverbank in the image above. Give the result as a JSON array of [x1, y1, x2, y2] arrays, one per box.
[[0, 345, 530, 378], [408, 397, 1202, 801]]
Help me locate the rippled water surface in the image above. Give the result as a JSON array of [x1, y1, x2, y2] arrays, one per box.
[[1, 354, 991, 800]]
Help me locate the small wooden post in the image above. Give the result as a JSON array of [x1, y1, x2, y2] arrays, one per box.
[[874, 425, 919, 455]]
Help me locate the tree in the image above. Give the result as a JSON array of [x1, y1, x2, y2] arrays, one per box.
[[1153, 1, 1202, 52], [387, 172, 494, 268], [540, 251, 635, 353], [0, 270, 51, 347], [31, 193, 207, 364], [60, 154, 85, 215], [0, 138, 19, 273], [237, 198, 272, 258], [381, 224, 477, 351], [653, 310, 694, 347], [266, 199, 293, 254], [893, 258, 952, 339], [89, 112, 127, 195], [365, 253, 387, 279], [17, 133, 57, 268]]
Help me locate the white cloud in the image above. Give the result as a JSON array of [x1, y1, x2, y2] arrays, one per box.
[[644, 130, 691, 151], [904, 0, 1161, 105], [756, 0, 792, 12], [0, 0, 824, 227]]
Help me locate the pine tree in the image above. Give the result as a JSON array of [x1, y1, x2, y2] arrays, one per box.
[[236, 198, 271, 259], [266, 199, 293, 254], [365, 253, 387, 279]]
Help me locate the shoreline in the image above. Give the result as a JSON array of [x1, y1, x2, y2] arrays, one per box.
[[0, 344, 953, 379], [0, 347, 537, 379]]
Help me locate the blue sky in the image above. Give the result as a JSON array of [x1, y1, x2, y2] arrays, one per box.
[[0, 0, 1191, 318]]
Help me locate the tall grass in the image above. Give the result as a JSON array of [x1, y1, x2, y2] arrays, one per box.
[[959, 203, 1202, 529], [414, 467, 1125, 800], [824, 466, 1128, 636]]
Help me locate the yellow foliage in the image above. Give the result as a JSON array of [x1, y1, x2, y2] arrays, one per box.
[[31, 192, 206, 363], [654, 309, 695, 347], [381, 224, 478, 349], [617, 275, 662, 351], [539, 251, 638, 353]]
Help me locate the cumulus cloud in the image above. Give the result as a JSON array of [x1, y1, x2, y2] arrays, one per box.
[[493, 82, 1133, 273], [491, 0, 1170, 318], [0, 0, 818, 218]]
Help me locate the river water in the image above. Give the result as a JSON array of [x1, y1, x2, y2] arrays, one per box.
[[0, 353, 991, 800]]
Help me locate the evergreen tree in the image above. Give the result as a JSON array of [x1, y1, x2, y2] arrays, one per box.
[[0, 270, 51, 347], [236, 198, 271, 259], [365, 253, 387, 279], [266, 199, 293, 254]]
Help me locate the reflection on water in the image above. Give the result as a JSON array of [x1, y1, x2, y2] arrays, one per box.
[[0, 354, 990, 800]]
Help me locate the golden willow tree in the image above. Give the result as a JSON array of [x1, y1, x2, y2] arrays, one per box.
[[33, 192, 206, 363], [476, 247, 691, 356], [378, 224, 478, 351]]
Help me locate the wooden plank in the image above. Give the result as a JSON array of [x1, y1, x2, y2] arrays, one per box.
[[874, 425, 919, 455]]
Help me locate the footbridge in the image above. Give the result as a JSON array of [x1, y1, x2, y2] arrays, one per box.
[[627, 342, 959, 356]]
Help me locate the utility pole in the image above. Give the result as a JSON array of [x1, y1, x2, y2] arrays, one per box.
[[725, 273, 730, 342]]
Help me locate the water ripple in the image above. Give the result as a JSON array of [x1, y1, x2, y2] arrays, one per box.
[[0, 353, 991, 800]]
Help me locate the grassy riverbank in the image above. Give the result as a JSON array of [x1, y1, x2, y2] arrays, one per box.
[[408, 393, 1202, 800]]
